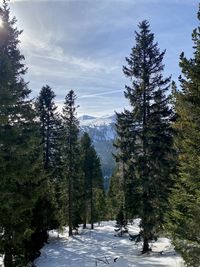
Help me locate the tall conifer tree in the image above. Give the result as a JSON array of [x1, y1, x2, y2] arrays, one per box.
[[36, 85, 62, 171], [30, 86, 64, 250], [107, 165, 124, 220], [80, 132, 104, 229], [62, 90, 82, 236], [0, 1, 44, 265], [114, 111, 140, 222], [167, 5, 200, 266], [116, 20, 175, 253]]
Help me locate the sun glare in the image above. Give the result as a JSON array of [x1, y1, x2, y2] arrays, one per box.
[[0, 17, 3, 28]]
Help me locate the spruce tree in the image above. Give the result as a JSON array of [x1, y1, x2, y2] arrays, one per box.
[[167, 5, 200, 266], [80, 132, 93, 229], [0, 1, 44, 265], [62, 90, 82, 236], [91, 150, 105, 228], [114, 110, 141, 222], [36, 85, 64, 193], [115, 206, 126, 237], [80, 132, 105, 229], [36, 85, 62, 171], [107, 166, 124, 220], [116, 20, 175, 253], [29, 85, 64, 252]]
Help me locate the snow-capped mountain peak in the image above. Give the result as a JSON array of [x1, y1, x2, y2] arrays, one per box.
[[79, 115, 97, 121], [79, 114, 116, 127], [79, 114, 116, 183]]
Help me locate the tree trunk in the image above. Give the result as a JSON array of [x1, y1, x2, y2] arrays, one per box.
[[142, 237, 151, 254], [91, 186, 94, 230], [44, 114, 50, 170], [68, 170, 73, 236], [83, 183, 87, 229], [4, 251, 13, 267], [4, 229, 14, 267], [68, 115, 73, 237]]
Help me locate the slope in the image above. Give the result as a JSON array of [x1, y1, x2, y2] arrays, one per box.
[[35, 220, 184, 267]]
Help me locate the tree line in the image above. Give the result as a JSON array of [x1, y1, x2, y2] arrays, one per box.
[[0, 1, 105, 266], [1, 0, 200, 267], [107, 5, 200, 267]]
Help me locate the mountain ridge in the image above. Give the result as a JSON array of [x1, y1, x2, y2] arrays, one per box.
[[79, 114, 116, 190], [79, 114, 116, 128]]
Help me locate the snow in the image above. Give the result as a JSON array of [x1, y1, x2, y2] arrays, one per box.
[[35, 220, 185, 267], [79, 115, 115, 127], [79, 115, 116, 142]]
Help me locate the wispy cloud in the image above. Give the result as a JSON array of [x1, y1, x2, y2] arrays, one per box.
[[79, 89, 122, 99], [4, 0, 199, 115]]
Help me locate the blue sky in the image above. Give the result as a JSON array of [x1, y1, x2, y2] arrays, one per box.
[[6, 0, 200, 116]]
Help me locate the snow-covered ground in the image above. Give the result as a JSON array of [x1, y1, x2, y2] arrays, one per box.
[[35, 220, 184, 267]]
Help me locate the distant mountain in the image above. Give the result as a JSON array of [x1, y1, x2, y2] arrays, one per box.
[[79, 115, 116, 190], [79, 114, 116, 140], [79, 115, 96, 121]]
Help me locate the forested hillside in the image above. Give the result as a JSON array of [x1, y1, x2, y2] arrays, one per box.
[[79, 115, 116, 190]]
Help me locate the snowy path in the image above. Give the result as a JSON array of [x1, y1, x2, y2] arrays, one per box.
[[35, 221, 184, 267]]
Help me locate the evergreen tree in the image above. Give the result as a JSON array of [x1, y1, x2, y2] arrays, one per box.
[[36, 85, 62, 172], [80, 133, 93, 229], [29, 86, 64, 255], [115, 206, 126, 237], [0, 1, 44, 265], [80, 132, 105, 229], [93, 187, 107, 226], [36, 86, 64, 198], [167, 5, 200, 266], [62, 90, 82, 236], [91, 151, 105, 228], [114, 111, 141, 222], [107, 166, 124, 220], [116, 20, 175, 253]]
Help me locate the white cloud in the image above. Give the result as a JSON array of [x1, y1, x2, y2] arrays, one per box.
[[2, 0, 197, 116], [19, 23, 120, 76], [79, 89, 122, 99]]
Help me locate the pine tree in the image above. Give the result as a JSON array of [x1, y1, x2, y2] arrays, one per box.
[[36, 85, 62, 171], [29, 85, 64, 254], [80, 133, 93, 229], [93, 187, 106, 226], [0, 1, 44, 265], [62, 90, 82, 236], [80, 132, 105, 229], [167, 5, 200, 266], [115, 206, 126, 237], [36, 86, 64, 195], [92, 150, 105, 228], [107, 166, 124, 220], [114, 110, 141, 222], [116, 20, 175, 253]]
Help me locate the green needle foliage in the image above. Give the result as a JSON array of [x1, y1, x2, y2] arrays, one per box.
[[167, 5, 200, 266], [28, 85, 64, 256], [115, 20, 175, 253], [80, 132, 105, 229], [0, 1, 45, 266], [62, 90, 83, 236], [107, 165, 124, 220]]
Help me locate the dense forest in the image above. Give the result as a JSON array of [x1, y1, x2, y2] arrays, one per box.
[[0, 0, 200, 266]]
